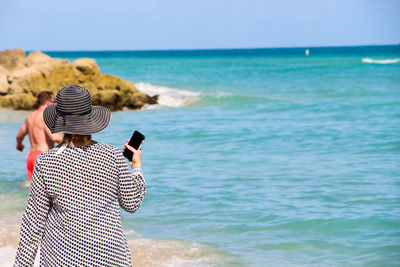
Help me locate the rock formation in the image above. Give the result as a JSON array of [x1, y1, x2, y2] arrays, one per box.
[[0, 49, 158, 110]]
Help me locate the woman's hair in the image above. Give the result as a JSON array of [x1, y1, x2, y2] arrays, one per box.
[[63, 134, 92, 147]]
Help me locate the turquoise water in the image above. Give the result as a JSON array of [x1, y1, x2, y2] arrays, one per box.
[[1, 46, 400, 266]]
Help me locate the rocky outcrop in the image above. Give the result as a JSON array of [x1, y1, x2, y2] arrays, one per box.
[[0, 49, 158, 110]]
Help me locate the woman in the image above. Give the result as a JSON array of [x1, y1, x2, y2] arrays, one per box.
[[14, 85, 146, 266]]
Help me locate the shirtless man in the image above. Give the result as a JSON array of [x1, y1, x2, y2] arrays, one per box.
[[16, 91, 63, 180]]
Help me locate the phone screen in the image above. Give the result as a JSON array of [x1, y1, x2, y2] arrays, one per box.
[[123, 130, 145, 160]]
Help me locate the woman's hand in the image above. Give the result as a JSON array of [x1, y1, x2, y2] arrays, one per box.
[[123, 139, 142, 169]]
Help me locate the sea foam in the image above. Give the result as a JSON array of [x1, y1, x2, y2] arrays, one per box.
[[129, 238, 232, 266], [361, 58, 400, 64]]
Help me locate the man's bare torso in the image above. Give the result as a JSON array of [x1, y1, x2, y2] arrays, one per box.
[[25, 109, 56, 151]]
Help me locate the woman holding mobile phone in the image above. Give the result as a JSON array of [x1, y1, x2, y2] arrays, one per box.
[[14, 85, 146, 266]]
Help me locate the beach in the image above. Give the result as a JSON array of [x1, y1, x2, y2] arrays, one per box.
[[1, 46, 399, 266]]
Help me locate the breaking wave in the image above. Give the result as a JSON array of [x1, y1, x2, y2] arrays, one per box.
[[361, 58, 400, 64], [135, 82, 201, 109]]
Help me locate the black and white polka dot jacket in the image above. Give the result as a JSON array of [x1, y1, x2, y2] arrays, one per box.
[[14, 143, 146, 266]]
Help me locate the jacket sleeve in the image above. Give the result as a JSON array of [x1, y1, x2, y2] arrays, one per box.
[[14, 157, 51, 266], [116, 149, 146, 213]]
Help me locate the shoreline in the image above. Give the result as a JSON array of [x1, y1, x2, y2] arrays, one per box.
[[0, 181, 234, 267], [0, 236, 233, 267]]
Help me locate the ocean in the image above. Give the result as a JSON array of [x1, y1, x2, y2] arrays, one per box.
[[0, 45, 399, 266]]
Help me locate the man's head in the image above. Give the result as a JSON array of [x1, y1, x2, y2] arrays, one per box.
[[37, 91, 55, 107]]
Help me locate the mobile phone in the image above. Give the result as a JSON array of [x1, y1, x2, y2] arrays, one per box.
[[123, 130, 145, 161]]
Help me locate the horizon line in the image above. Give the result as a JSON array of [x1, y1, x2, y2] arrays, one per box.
[[14, 43, 400, 53]]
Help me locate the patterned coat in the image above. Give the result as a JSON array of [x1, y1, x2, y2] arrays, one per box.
[[14, 143, 146, 266]]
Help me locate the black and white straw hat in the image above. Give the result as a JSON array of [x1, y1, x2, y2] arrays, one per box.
[[43, 85, 111, 135]]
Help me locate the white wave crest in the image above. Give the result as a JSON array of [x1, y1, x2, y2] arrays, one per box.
[[362, 58, 400, 64], [136, 82, 201, 109]]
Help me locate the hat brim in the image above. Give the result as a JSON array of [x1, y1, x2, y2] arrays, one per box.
[[43, 104, 111, 135]]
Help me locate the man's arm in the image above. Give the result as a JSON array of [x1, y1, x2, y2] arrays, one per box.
[[16, 121, 28, 151], [45, 126, 64, 144]]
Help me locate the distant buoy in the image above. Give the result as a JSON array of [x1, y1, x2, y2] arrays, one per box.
[[305, 49, 309, 56]]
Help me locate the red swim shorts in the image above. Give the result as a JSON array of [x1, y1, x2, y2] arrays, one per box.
[[26, 150, 43, 180]]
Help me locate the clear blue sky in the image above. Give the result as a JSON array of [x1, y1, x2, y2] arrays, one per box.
[[0, 0, 399, 51]]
